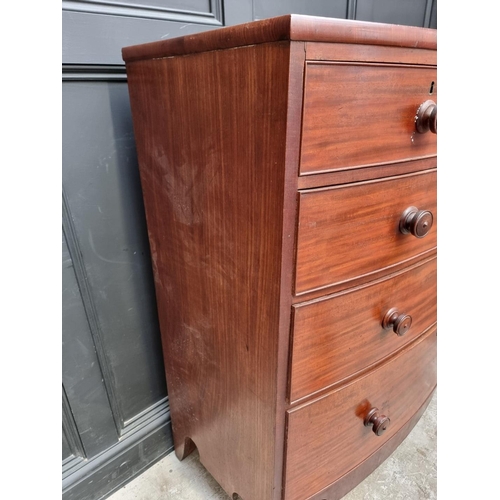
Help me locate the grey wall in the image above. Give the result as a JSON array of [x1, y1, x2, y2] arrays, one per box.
[[62, 1, 436, 499], [62, 71, 172, 500]]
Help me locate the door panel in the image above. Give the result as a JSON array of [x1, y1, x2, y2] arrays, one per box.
[[355, 0, 428, 26], [62, 386, 86, 478], [254, 0, 348, 20], [62, 81, 166, 428], [62, 226, 118, 456]]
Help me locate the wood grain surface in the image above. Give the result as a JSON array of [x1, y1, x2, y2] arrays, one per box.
[[289, 256, 436, 403], [284, 328, 437, 500], [272, 40, 305, 499], [308, 389, 435, 500], [126, 41, 295, 500], [297, 156, 436, 190], [123, 16, 438, 500], [122, 14, 437, 63], [300, 62, 437, 174], [306, 42, 436, 65], [295, 169, 437, 295]]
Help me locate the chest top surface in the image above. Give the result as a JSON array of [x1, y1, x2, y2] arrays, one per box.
[[122, 14, 437, 62]]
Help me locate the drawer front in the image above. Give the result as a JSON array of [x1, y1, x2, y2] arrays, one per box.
[[300, 62, 437, 175], [290, 256, 436, 403], [284, 329, 436, 500], [295, 170, 436, 295]]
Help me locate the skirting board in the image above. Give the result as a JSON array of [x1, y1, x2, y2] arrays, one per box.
[[63, 407, 173, 500]]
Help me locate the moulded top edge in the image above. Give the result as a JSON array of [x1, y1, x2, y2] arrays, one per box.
[[121, 14, 437, 63]]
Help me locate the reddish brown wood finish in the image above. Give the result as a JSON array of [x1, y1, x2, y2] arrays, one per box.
[[122, 14, 437, 63], [126, 41, 298, 500], [295, 169, 437, 295], [306, 42, 437, 65], [289, 256, 436, 403], [296, 156, 436, 190], [308, 389, 435, 500], [284, 329, 437, 500], [272, 41, 305, 498], [123, 15, 438, 500], [300, 63, 437, 174]]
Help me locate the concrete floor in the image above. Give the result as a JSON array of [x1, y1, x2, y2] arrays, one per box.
[[109, 392, 436, 500]]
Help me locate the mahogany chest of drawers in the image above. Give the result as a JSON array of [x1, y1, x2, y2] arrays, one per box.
[[123, 15, 437, 500]]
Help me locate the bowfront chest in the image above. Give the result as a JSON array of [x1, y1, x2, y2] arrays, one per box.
[[123, 15, 437, 500]]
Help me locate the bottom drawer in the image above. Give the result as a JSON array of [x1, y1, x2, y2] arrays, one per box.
[[284, 329, 436, 500]]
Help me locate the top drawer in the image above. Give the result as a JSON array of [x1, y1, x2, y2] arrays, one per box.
[[300, 62, 437, 175]]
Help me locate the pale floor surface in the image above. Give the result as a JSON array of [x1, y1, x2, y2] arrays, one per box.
[[109, 392, 436, 500]]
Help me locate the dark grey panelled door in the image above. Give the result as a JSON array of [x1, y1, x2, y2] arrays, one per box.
[[62, 2, 435, 499], [61, 3, 234, 500], [62, 71, 171, 499]]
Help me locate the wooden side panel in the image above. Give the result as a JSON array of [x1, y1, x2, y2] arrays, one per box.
[[295, 170, 437, 295], [300, 62, 437, 174], [125, 42, 291, 500], [284, 329, 437, 500], [290, 256, 436, 403]]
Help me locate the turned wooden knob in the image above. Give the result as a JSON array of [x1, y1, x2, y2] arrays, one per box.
[[382, 307, 412, 336], [364, 408, 390, 436], [415, 99, 437, 134], [399, 206, 433, 238]]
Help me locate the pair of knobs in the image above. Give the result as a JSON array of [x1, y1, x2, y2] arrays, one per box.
[[387, 204, 433, 335], [367, 204, 432, 435], [363, 101, 436, 439], [366, 308, 405, 434], [364, 203, 434, 436], [369, 300, 412, 436], [367, 311, 410, 437], [364, 297, 413, 437]]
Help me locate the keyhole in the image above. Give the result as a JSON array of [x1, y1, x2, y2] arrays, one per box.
[[429, 81, 435, 94]]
